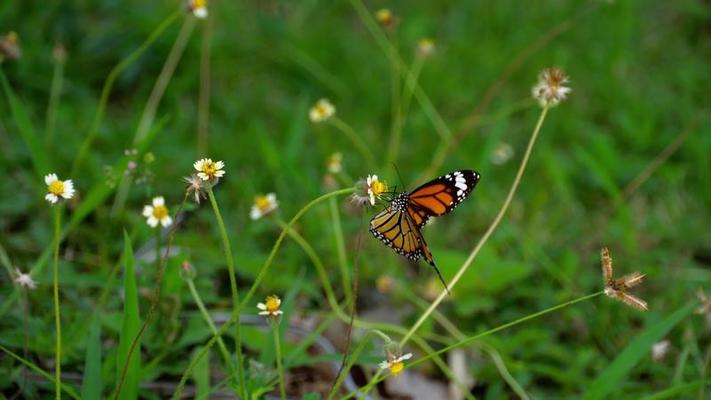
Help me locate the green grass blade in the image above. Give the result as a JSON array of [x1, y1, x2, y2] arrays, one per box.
[[585, 302, 696, 400], [0, 69, 50, 177], [191, 346, 211, 399], [116, 231, 141, 400], [81, 319, 103, 399]]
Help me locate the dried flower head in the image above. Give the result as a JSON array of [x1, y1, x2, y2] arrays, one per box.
[[651, 340, 671, 362], [183, 174, 207, 204], [327, 152, 343, 174], [696, 289, 711, 324], [417, 38, 435, 58], [250, 193, 279, 220], [142, 196, 173, 228], [601, 247, 648, 311], [376, 8, 398, 29], [187, 0, 208, 18], [44, 173, 75, 204], [257, 295, 283, 319], [14, 268, 37, 289], [0, 31, 20, 61], [309, 98, 335, 123], [532, 67, 571, 107], [193, 158, 225, 182], [379, 351, 412, 376]]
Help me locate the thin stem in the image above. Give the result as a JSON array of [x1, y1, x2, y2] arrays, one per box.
[[328, 197, 351, 303], [154, 228, 161, 271], [274, 324, 286, 400], [52, 207, 62, 400], [401, 105, 550, 346], [0, 344, 81, 400], [207, 187, 246, 399], [328, 117, 376, 170], [172, 188, 354, 399], [185, 277, 236, 377], [386, 55, 424, 168], [349, 291, 603, 399], [385, 34, 402, 168], [72, 11, 180, 176]]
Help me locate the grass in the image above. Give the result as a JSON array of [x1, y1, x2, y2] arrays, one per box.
[[0, 0, 709, 399]]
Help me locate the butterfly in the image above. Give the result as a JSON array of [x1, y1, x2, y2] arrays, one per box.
[[369, 170, 480, 291]]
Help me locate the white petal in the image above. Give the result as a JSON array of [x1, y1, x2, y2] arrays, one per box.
[[153, 196, 165, 206], [214, 170, 225, 177], [379, 361, 391, 369], [275, 298, 281, 307], [274, 310, 283, 315], [250, 207, 262, 220], [193, 7, 207, 18], [143, 206, 154, 217], [215, 161, 224, 169], [46, 193, 58, 203], [193, 160, 203, 171], [258, 311, 270, 316], [161, 216, 173, 227], [147, 217, 159, 227], [257, 303, 267, 310], [398, 353, 413, 362], [45, 173, 57, 185], [267, 193, 277, 202], [197, 172, 209, 181]]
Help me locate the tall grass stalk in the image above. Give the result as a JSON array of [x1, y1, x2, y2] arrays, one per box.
[[401, 105, 550, 346], [197, 17, 213, 156], [328, 197, 351, 302], [111, 16, 196, 216], [71, 10, 180, 177], [207, 187, 246, 398], [52, 207, 62, 400], [45, 46, 65, 145], [350, 291, 603, 399]]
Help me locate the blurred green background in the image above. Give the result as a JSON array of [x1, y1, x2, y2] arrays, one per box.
[[1, 0, 709, 398]]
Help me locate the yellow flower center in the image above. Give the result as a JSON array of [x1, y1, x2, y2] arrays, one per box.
[[371, 180, 387, 196], [390, 362, 404, 375], [265, 295, 280, 312], [194, 0, 207, 7], [201, 161, 217, 175], [255, 195, 272, 211], [48, 180, 65, 195], [152, 205, 169, 220]]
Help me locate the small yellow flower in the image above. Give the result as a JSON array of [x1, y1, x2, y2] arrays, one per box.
[[250, 193, 279, 220], [366, 175, 388, 206], [257, 295, 283, 318], [327, 152, 343, 174], [601, 247, 648, 311], [376, 8, 398, 29], [0, 31, 20, 61], [532, 67, 571, 107], [193, 158, 225, 181], [187, 0, 208, 18], [44, 173, 75, 204], [142, 196, 173, 228], [14, 268, 37, 289], [417, 38, 435, 58], [309, 98, 335, 123], [379, 352, 412, 376]]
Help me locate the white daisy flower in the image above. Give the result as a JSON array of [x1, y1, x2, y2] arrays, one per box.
[[366, 175, 387, 206], [142, 196, 173, 228], [187, 0, 208, 18], [309, 98, 335, 123], [257, 295, 283, 318], [250, 193, 279, 220], [14, 268, 37, 289], [44, 173, 75, 204], [193, 158, 225, 181], [327, 152, 343, 174], [379, 352, 412, 376]]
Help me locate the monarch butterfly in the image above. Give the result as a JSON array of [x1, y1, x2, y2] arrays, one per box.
[[370, 170, 480, 291]]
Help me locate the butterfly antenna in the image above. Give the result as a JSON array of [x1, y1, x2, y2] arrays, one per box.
[[391, 163, 408, 192]]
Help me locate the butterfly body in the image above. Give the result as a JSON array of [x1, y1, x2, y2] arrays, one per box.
[[369, 170, 480, 290]]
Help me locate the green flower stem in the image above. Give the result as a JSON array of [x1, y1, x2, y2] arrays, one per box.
[[171, 188, 353, 399], [207, 187, 246, 399], [72, 10, 180, 176], [154, 228, 161, 271], [52, 207, 62, 400], [349, 291, 603, 399], [327, 331, 374, 400], [328, 117, 376, 170], [400, 105, 550, 347], [328, 197, 351, 303], [273, 323, 286, 400], [185, 276, 236, 378], [349, 0, 451, 141]]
